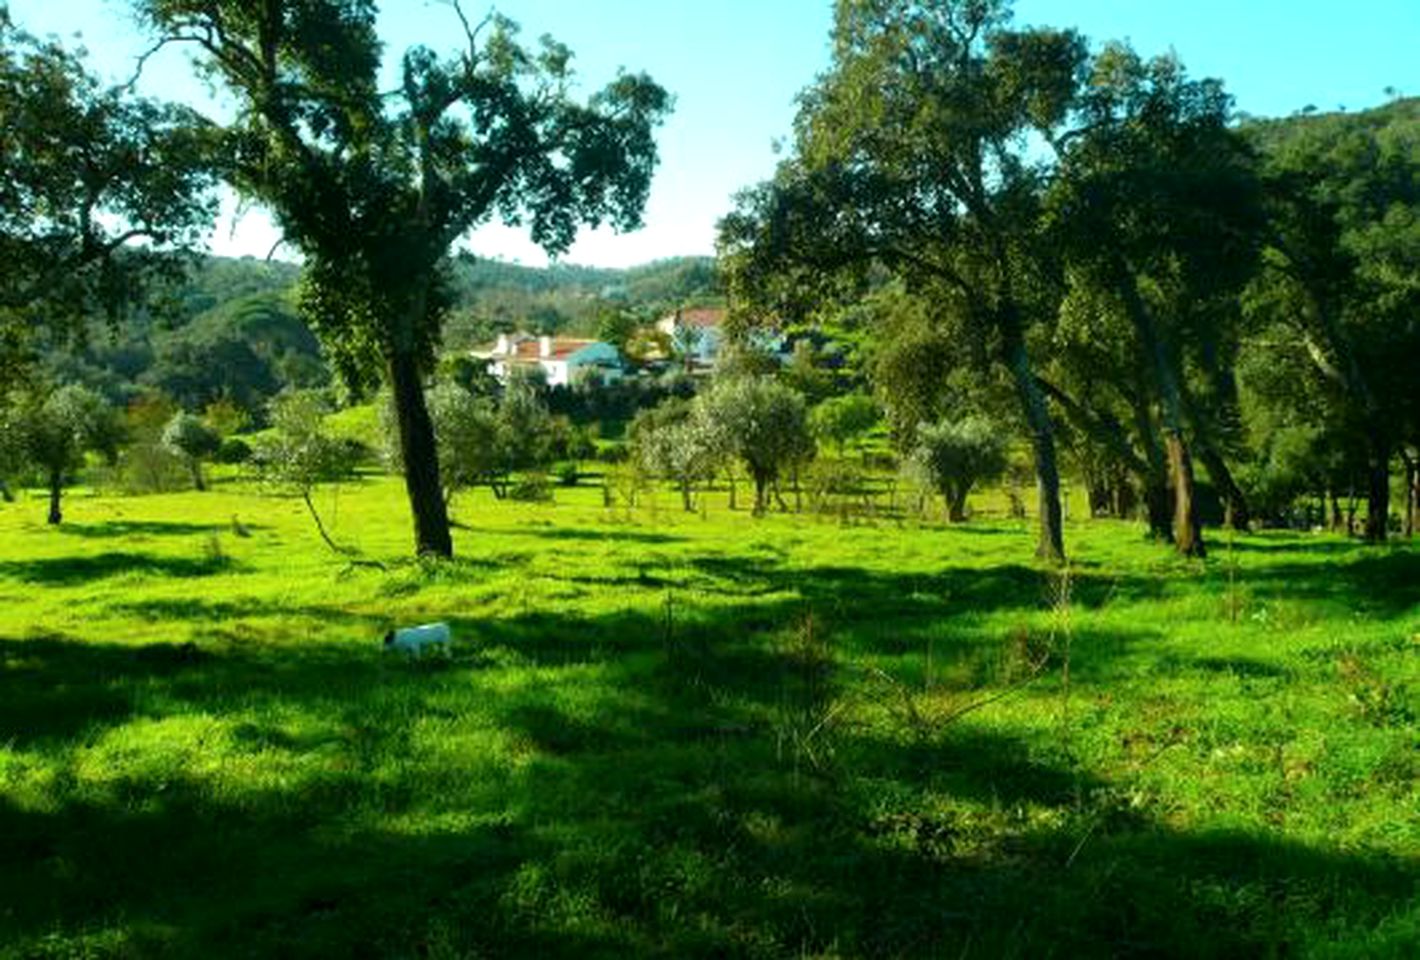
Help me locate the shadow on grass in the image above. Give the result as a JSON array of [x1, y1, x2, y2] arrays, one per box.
[[56, 520, 262, 540], [0, 551, 238, 585], [1239, 550, 1420, 618], [3, 549, 1419, 956], [493, 525, 689, 545]]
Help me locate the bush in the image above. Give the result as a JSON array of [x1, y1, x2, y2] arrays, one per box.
[[508, 473, 553, 502], [553, 461, 580, 487], [216, 437, 253, 464]]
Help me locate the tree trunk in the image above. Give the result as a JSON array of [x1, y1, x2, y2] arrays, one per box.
[[0, 479, 13, 503], [1128, 394, 1173, 541], [1364, 431, 1390, 542], [752, 473, 768, 516], [1329, 490, 1344, 532], [47, 469, 63, 525], [679, 478, 693, 512], [1404, 452, 1417, 539], [1166, 434, 1205, 558], [1196, 442, 1251, 532], [388, 348, 453, 557], [1003, 330, 1064, 561], [1118, 274, 1203, 556], [189, 458, 206, 492], [947, 486, 969, 523]]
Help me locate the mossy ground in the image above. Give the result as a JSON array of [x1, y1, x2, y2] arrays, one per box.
[[1, 475, 1416, 957]]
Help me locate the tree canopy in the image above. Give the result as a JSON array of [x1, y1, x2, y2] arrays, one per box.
[[134, 0, 671, 556]]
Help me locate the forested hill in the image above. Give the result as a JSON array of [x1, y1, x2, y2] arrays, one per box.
[[47, 254, 721, 416], [1242, 96, 1420, 153]]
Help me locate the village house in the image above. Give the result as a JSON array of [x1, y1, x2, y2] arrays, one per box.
[[653, 307, 795, 372], [472, 333, 624, 388], [654, 307, 727, 369]]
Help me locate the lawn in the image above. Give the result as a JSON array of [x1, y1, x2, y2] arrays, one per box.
[[1, 477, 1417, 958]]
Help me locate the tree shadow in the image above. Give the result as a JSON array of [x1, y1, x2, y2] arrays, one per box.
[[0, 551, 238, 585], [56, 520, 263, 539], [1238, 551, 1420, 618], [491, 526, 688, 545], [3, 559, 1416, 956]]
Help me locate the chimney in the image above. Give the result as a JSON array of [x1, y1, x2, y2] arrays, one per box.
[[539, 335, 552, 358], [495, 333, 509, 355]]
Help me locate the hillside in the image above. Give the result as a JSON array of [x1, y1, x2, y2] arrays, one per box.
[[44, 254, 722, 417]]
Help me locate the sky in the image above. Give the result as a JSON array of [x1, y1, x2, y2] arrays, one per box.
[[9, 0, 1420, 268]]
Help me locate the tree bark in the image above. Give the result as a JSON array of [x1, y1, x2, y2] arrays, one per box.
[[388, 348, 453, 557], [1003, 328, 1064, 561], [0, 479, 13, 503], [189, 459, 206, 492], [947, 486, 969, 523], [1166, 434, 1205, 558], [1118, 273, 1203, 556], [1130, 398, 1173, 541], [47, 469, 63, 525], [1196, 442, 1251, 532], [1403, 451, 1417, 539], [1364, 431, 1390, 542]]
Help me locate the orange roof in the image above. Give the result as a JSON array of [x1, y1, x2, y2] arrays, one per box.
[[671, 308, 724, 329], [505, 338, 598, 361]]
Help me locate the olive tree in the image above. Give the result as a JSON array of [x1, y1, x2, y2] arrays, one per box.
[[811, 393, 879, 458], [695, 377, 815, 515], [911, 416, 1010, 522], [630, 398, 722, 512], [134, 0, 671, 557], [14, 385, 123, 524], [252, 390, 361, 552], [161, 411, 221, 491]]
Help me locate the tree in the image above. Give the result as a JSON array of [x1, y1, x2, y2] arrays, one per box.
[[595, 304, 643, 356], [422, 381, 499, 507], [15, 384, 123, 524], [252, 390, 361, 553], [0, 9, 215, 372], [911, 416, 1010, 522], [695, 377, 815, 515], [1050, 44, 1264, 556], [630, 398, 719, 511], [1243, 101, 1420, 541], [135, 0, 670, 557], [161, 411, 220, 490], [810, 393, 879, 458], [720, 0, 1085, 560]]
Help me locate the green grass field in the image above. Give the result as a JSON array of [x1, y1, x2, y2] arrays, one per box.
[[1, 476, 1417, 958]]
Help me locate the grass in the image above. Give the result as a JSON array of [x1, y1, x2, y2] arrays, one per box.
[[0, 475, 1417, 958]]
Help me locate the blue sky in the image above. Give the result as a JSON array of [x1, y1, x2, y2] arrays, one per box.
[[9, 0, 1419, 268]]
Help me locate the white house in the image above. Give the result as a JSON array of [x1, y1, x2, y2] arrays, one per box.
[[472, 333, 623, 388], [655, 307, 726, 369], [654, 307, 791, 370]]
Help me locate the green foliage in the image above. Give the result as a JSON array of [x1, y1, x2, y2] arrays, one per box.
[[135, 0, 671, 556], [695, 377, 815, 514], [161, 411, 221, 491], [810, 393, 879, 456], [252, 391, 359, 492], [0, 12, 215, 370], [911, 417, 1011, 521], [421, 382, 501, 503]]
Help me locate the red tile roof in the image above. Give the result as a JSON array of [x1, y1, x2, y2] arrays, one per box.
[[671, 308, 724, 329]]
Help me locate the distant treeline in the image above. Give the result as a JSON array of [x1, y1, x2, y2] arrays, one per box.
[[44, 254, 721, 420]]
